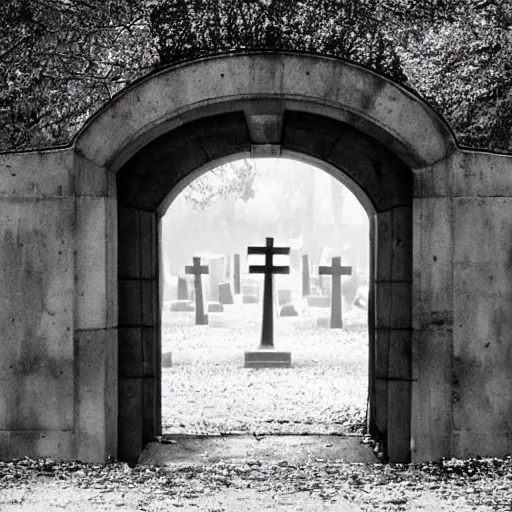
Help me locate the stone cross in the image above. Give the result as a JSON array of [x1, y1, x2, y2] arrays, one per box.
[[302, 254, 310, 297], [248, 237, 290, 347], [319, 256, 352, 328], [185, 257, 209, 325]]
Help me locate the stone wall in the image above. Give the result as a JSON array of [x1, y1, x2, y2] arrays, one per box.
[[412, 150, 512, 461], [0, 149, 117, 462], [0, 150, 76, 459]]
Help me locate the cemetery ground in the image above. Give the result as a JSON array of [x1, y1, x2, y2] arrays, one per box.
[[160, 300, 369, 436], [2, 301, 512, 510]]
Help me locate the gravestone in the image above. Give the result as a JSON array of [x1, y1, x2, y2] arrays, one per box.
[[244, 237, 292, 368], [169, 300, 195, 312], [207, 301, 224, 313], [162, 352, 173, 367], [177, 276, 189, 300], [319, 256, 352, 329], [302, 254, 310, 297], [280, 303, 298, 317], [342, 270, 359, 307], [233, 253, 241, 294], [218, 282, 234, 305], [185, 257, 209, 325], [207, 255, 224, 302]]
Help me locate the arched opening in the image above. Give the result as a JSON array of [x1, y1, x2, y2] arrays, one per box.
[[159, 156, 371, 445], [115, 109, 413, 464]]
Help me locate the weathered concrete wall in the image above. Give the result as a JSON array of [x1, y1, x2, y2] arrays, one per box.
[[451, 152, 512, 458], [412, 150, 512, 462], [0, 149, 117, 462], [0, 150, 76, 458]]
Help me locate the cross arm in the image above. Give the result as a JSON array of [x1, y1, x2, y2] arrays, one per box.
[[185, 265, 209, 274], [249, 265, 290, 274], [247, 247, 290, 255]]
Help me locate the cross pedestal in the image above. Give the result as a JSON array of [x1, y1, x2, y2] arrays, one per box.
[[185, 257, 209, 325], [319, 256, 352, 328], [244, 237, 292, 368]]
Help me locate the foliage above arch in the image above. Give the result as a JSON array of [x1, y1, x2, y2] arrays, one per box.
[[150, 0, 405, 81], [1, 0, 512, 153]]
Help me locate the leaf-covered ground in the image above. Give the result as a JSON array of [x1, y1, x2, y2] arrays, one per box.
[[161, 300, 369, 435], [2, 455, 512, 511]]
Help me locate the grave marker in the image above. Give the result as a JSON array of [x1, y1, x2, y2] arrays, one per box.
[[185, 257, 209, 325], [218, 282, 234, 305], [280, 303, 298, 317], [302, 254, 310, 297], [207, 301, 224, 313], [319, 256, 352, 329], [233, 254, 241, 294], [177, 276, 189, 300], [207, 255, 224, 302], [162, 352, 173, 367], [244, 237, 291, 368]]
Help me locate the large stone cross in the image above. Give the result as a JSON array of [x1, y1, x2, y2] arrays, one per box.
[[185, 257, 209, 325], [319, 256, 352, 328], [248, 237, 290, 348]]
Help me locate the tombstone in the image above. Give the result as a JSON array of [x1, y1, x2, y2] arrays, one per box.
[[207, 301, 224, 313], [162, 352, 173, 367], [218, 282, 234, 305], [277, 289, 292, 306], [233, 253, 241, 295], [207, 255, 224, 302], [302, 254, 310, 297], [244, 237, 292, 368], [185, 257, 209, 325], [280, 303, 298, 317], [177, 276, 189, 300], [319, 256, 352, 329], [342, 270, 359, 307], [169, 300, 195, 312]]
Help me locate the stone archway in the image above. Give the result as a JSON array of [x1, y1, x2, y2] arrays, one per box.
[[72, 51, 457, 465]]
